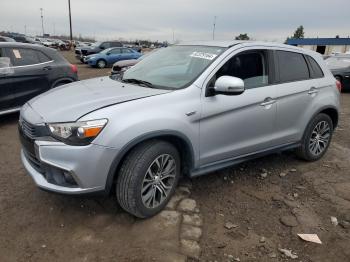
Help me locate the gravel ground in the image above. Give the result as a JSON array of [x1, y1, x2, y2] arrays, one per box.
[[0, 50, 349, 261], [193, 93, 350, 262]]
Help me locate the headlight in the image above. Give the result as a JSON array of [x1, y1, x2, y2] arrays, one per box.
[[48, 119, 108, 145]]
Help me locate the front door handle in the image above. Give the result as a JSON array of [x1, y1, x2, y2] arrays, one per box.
[[260, 97, 276, 107], [308, 87, 319, 95]]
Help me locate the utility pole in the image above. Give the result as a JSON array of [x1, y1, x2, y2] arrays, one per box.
[[172, 29, 175, 43], [68, 0, 73, 42], [40, 8, 45, 36], [53, 22, 56, 36], [24, 25, 27, 35], [212, 16, 217, 40]]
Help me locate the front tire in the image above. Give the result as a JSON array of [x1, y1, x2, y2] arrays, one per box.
[[296, 113, 333, 161], [96, 59, 106, 69], [116, 140, 180, 218]]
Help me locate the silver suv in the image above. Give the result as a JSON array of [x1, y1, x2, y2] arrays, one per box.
[[19, 41, 340, 218]]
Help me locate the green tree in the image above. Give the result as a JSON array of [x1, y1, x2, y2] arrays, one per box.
[[292, 26, 305, 39], [235, 33, 250, 40]]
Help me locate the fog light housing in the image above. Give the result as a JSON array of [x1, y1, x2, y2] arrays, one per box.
[[63, 171, 77, 186], [44, 165, 78, 187]]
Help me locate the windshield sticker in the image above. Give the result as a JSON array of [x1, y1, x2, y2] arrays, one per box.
[[13, 49, 21, 59], [190, 52, 217, 60]]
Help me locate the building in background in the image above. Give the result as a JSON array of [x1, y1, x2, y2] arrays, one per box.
[[286, 38, 350, 55]]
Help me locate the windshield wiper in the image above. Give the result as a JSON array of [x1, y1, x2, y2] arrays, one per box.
[[122, 78, 155, 88]]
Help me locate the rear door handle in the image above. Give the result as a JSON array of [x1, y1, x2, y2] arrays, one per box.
[[260, 97, 276, 107], [308, 87, 319, 95], [43, 66, 52, 71]]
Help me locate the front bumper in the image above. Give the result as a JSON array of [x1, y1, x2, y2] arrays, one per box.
[[87, 59, 97, 66], [21, 139, 119, 195]]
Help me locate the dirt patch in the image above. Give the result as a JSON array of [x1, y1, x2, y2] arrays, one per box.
[[193, 93, 350, 261]]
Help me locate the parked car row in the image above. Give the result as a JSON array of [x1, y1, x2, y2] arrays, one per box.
[[0, 42, 78, 115], [75, 41, 144, 68], [0, 34, 73, 50], [85, 47, 142, 68], [75, 41, 123, 62]]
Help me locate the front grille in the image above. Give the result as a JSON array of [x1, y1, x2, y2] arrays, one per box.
[[21, 119, 37, 139], [19, 117, 50, 139]]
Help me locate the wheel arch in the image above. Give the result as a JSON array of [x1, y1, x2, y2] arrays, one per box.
[[318, 106, 339, 128], [104, 130, 195, 194], [51, 77, 74, 88]]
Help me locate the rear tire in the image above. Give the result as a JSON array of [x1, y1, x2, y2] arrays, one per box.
[[116, 140, 180, 218], [296, 113, 333, 161]]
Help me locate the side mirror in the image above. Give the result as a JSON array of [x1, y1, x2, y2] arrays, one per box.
[[100, 46, 105, 50], [213, 76, 245, 96], [106, 52, 111, 55]]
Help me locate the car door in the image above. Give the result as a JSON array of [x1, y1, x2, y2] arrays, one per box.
[[0, 47, 15, 111], [200, 48, 277, 166], [122, 48, 136, 60], [4, 47, 51, 108], [273, 50, 320, 144], [107, 48, 123, 64]]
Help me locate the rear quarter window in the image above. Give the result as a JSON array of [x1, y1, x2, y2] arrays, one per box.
[[306, 55, 324, 78], [36, 51, 51, 63], [277, 51, 309, 82]]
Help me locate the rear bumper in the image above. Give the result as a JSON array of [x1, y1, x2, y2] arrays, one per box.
[[21, 140, 119, 195]]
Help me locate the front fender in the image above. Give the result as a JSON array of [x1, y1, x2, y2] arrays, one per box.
[[102, 129, 196, 194]]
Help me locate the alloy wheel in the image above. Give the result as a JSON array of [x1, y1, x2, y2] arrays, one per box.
[[141, 154, 176, 209], [97, 60, 106, 68], [309, 120, 330, 156]]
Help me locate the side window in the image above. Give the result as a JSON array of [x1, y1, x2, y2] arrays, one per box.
[[122, 49, 133, 53], [110, 48, 122, 54], [306, 55, 324, 79], [277, 51, 309, 82], [100, 42, 110, 49], [36, 51, 51, 63], [212, 50, 269, 89], [5, 48, 41, 66], [111, 42, 122, 47]]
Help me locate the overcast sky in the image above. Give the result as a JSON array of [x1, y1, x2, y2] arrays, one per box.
[[1, 0, 350, 42]]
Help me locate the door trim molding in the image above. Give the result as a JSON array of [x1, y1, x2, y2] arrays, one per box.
[[190, 141, 300, 177], [3, 60, 54, 70]]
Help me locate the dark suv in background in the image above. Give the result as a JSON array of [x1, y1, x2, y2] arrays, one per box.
[[0, 43, 78, 115], [75, 41, 123, 62]]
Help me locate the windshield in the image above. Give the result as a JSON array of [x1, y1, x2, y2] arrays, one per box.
[[325, 56, 350, 69], [122, 45, 226, 89]]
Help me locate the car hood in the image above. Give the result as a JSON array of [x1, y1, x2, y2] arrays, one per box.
[[27, 76, 172, 123], [113, 59, 138, 67]]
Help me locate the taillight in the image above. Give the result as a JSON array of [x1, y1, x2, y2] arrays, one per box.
[[70, 64, 78, 74], [336, 80, 342, 92]]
